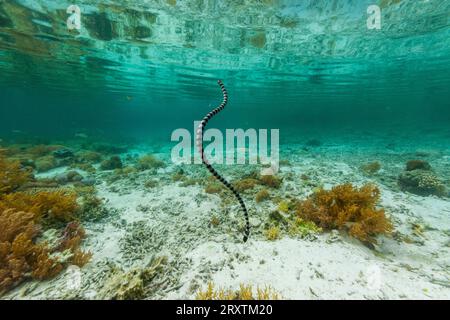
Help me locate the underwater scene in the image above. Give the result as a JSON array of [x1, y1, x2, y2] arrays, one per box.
[[0, 0, 449, 300]]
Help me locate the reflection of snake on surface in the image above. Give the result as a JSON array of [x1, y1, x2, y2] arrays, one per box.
[[196, 80, 250, 242]]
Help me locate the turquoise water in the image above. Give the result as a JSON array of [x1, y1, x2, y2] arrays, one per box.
[[0, 0, 450, 300], [1, 0, 449, 142]]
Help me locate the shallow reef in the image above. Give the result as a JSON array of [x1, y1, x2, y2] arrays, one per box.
[[0, 0, 449, 300], [0, 135, 449, 300], [0, 151, 106, 295]]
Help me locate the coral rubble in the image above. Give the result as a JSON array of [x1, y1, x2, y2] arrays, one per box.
[[196, 282, 280, 300], [398, 160, 446, 197], [97, 256, 166, 300]]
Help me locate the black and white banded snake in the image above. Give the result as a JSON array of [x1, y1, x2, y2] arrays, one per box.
[[196, 80, 250, 242]]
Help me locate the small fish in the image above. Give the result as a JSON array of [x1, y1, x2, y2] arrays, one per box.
[[75, 133, 88, 139]]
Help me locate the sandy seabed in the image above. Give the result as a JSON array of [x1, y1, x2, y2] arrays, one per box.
[[4, 139, 450, 300]]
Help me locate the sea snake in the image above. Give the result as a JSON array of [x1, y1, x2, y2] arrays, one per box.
[[196, 80, 250, 243]]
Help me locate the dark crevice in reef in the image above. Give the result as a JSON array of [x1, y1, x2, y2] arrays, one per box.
[[84, 12, 117, 41], [123, 8, 157, 24], [0, 6, 13, 28], [128, 26, 152, 40]]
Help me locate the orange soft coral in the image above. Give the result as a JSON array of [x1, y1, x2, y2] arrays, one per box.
[[27, 144, 62, 159], [70, 250, 92, 267], [0, 209, 63, 294], [0, 209, 92, 295], [0, 156, 32, 195], [58, 221, 92, 267], [58, 221, 85, 251], [0, 190, 79, 222], [0, 154, 90, 295], [259, 175, 282, 188], [296, 183, 392, 243]]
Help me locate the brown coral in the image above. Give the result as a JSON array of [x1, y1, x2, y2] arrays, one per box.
[[135, 154, 165, 171], [204, 182, 223, 194], [295, 184, 392, 243], [255, 189, 270, 203], [54, 221, 91, 268], [0, 209, 91, 295], [58, 221, 85, 250], [58, 222, 92, 267], [0, 190, 79, 222], [361, 161, 381, 175], [27, 144, 61, 158], [0, 156, 32, 195], [196, 282, 280, 300], [100, 156, 123, 170], [70, 250, 92, 267], [0, 209, 63, 294], [77, 150, 102, 163], [259, 175, 282, 188], [233, 178, 259, 192], [0, 154, 90, 295], [405, 160, 431, 171], [31, 251, 63, 280], [35, 155, 57, 172]]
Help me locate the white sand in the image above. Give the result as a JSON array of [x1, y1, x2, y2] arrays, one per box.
[[163, 185, 449, 300], [172, 237, 447, 299], [91, 166, 449, 300]]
